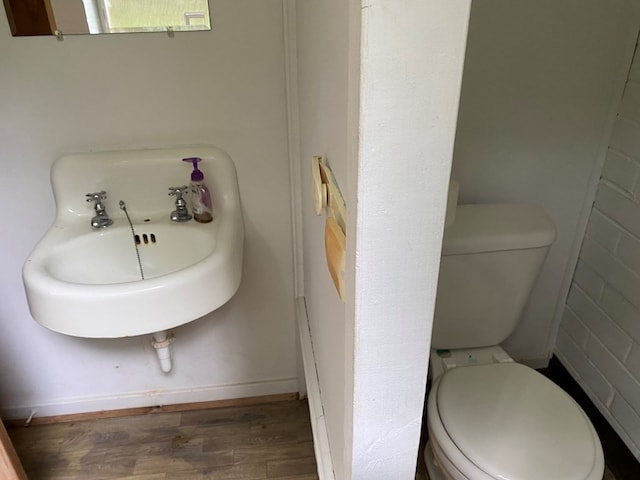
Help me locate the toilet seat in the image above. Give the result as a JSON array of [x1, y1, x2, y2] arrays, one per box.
[[427, 363, 604, 480]]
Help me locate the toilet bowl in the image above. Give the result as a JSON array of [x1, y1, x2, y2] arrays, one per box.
[[424, 202, 604, 480], [424, 349, 604, 480]]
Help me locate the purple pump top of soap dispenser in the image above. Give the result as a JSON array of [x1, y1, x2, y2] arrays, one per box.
[[183, 157, 204, 181]]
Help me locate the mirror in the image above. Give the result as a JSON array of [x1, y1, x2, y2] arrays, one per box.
[[3, 0, 211, 36]]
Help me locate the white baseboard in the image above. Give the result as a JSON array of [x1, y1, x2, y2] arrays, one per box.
[[296, 297, 335, 480], [0, 377, 298, 421]]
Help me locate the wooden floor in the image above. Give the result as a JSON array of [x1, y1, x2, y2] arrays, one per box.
[[6, 400, 318, 480], [5, 396, 620, 480]]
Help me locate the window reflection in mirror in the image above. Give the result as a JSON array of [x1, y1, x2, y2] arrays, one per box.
[[3, 0, 212, 36]]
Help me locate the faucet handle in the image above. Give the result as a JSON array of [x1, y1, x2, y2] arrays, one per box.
[[168, 186, 189, 198], [86, 191, 107, 203], [168, 186, 192, 222]]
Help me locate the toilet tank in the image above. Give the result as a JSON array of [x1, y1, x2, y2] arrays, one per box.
[[431, 204, 556, 350]]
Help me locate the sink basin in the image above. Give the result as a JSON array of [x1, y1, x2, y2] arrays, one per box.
[[23, 146, 244, 338], [47, 222, 216, 285]]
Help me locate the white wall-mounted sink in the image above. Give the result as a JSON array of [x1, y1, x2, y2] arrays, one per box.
[[23, 146, 244, 338]]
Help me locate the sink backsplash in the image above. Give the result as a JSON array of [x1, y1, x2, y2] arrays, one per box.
[[51, 146, 228, 222]]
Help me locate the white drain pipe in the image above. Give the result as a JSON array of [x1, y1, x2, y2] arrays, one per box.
[[151, 331, 175, 373]]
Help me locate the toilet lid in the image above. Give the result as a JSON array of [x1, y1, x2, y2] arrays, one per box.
[[436, 363, 601, 480]]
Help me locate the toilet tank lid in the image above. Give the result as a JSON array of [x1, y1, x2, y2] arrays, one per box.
[[441, 204, 556, 255]]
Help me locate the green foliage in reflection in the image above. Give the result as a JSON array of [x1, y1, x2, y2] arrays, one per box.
[[105, 0, 211, 30]]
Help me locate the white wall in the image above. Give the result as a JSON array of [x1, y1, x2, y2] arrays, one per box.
[[350, 2, 471, 478], [452, 0, 639, 365], [557, 42, 640, 460], [0, 0, 298, 418], [296, 1, 470, 478], [295, 2, 351, 477]]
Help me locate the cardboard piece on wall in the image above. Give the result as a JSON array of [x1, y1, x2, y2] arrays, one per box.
[[312, 156, 347, 302], [324, 217, 346, 301]]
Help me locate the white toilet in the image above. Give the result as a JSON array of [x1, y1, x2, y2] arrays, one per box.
[[424, 203, 604, 480]]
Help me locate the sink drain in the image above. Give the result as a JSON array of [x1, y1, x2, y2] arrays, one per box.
[[134, 233, 157, 245]]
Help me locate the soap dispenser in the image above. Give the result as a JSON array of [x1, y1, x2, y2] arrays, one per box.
[[182, 157, 213, 223]]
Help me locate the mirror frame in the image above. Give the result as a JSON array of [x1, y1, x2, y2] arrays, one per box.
[[3, 0, 56, 36], [3, 0, 212, 37]]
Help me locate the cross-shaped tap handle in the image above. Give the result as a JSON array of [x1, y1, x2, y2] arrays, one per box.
[[86, 191, 107, 203], [168, 186, 189, 197]]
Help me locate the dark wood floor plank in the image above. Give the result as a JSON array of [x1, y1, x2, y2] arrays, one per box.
[[268, 476, 318, 480], [164, 462, 267, 480], [266, 457, 317, 478], [133, 449, 235, 475], [118, 475, 167, 480], [234, 441, 315, 465], [250, 421, 312, 443], [203, 434, 254, 452]]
